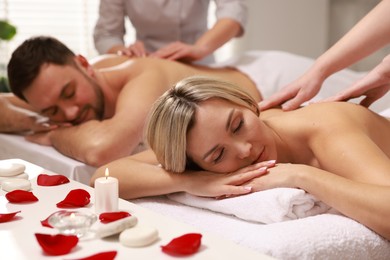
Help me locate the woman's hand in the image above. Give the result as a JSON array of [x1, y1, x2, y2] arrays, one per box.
[[241, 163, 314, 192], [183, 160, 276, 198]]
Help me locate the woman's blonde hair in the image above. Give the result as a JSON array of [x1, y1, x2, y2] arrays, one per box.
[[146, 76, 259, 173]]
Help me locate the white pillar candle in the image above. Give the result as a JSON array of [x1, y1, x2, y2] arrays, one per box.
[[94, 168, 119, 214]]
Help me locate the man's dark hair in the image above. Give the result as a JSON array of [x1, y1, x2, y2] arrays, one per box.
[[7, 36, 75, 101]]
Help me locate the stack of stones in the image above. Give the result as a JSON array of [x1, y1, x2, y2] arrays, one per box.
[[0, 162, 31, 191]]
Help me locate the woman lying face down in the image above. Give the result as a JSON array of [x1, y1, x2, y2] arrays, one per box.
[[146, 76, 390, 240]]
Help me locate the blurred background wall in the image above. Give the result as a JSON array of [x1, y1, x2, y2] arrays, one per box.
[[1, 0, 387, 72]]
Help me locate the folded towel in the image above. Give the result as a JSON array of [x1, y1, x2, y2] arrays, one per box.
[[136, 196, 390, 260], [167, 188, 332, 224]]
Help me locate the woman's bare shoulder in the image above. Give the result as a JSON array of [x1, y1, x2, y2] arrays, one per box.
[[299, 102, 372, 118]]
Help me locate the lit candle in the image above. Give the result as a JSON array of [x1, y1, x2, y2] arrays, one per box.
[[94, 168, 119, 214]]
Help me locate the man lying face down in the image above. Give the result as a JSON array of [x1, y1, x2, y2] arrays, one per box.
[[4, 36, 263, 167]]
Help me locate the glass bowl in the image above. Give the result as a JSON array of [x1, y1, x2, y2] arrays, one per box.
[[48, 211, 97, 238]]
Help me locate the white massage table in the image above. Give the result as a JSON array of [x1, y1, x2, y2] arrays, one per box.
[[1, 51, 390, 259]]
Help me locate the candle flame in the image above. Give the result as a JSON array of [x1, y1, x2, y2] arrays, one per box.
[[105, 168, 109, 179]]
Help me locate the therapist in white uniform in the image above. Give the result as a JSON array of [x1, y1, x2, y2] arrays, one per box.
[[93, 0, 247, 64]]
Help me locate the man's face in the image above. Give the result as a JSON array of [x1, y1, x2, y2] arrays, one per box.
[[23, 62, 104, 124]]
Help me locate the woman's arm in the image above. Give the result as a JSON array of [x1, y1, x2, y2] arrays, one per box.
[[264, 163, 390, 240], [90, 149, 274, 199]]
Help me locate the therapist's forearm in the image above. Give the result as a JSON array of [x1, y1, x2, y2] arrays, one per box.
[[194, 18, 242, 57], [313, 0, 390, 78]]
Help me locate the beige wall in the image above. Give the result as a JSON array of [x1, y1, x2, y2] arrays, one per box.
[[226, 0, 388, 72], [234, 0, 329, 59], [329, 0, 389, 71]]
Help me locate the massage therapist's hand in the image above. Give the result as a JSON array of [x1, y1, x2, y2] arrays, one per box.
[[150, 41, 207, 63], [113, 41, 148, 57], [259, 69, 325, 111], [184, 160, 276, 198], [322, 55, 390, 107]]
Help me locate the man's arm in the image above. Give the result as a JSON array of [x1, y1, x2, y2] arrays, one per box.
[[26, 69, 172, 167], [0, 94, 54, 133]]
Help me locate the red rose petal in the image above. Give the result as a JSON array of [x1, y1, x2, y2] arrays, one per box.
[[99, 211, 131, 223], [41, 210, 68, 228], [35, 233, 78, 256], [0, 211, 21, 223], [5, 190, 39, 203], [57, 189, 91, 208], [68, 251, 117, 260], [161, 233, 202, 256], [37, 174, 70, 186]]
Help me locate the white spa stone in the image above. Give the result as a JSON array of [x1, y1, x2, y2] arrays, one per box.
[[95, 215, 138, 238], [119, 224, 159, 247], [0, 163, 26, 177], [1, 178, 31, 192], [0, 173, 29, 184]]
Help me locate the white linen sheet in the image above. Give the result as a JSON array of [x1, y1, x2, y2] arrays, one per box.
[[0, 133, 95, 184]]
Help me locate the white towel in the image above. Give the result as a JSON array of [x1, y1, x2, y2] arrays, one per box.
[[135, 196, 390, 260], [167, 188, 332, 224]]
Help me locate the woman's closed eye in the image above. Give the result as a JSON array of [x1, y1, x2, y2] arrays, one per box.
[[212, 118, 244, 164], [213, 147, 225, 164], [233, 118, 244, 133]]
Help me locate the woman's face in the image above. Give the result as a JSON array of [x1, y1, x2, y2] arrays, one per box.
[[186, 98, 277, 173]]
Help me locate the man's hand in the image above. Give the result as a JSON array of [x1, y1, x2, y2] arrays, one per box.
[[0, 98, 56, 133]]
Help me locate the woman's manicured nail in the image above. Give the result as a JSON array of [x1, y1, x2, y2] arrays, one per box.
[[244, 186, 252, 191], [267, 160, 276, 165]]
